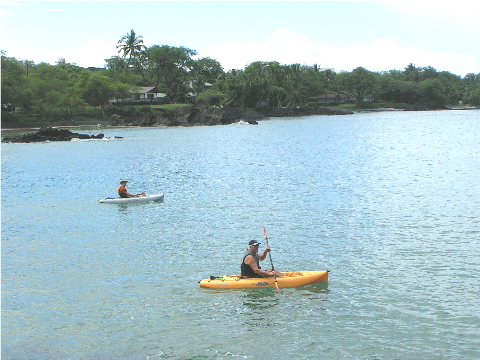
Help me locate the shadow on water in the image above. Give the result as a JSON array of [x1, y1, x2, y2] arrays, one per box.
[[296, 281, 330, 294], [235, 283, 330, 329], [240, 288, 281, 310], [96, 199, 165, 213], [239, 281, 330, 309], [237, 289, 282, 329]]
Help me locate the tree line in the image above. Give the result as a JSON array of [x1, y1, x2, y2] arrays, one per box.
[[2, 29, 480, 118]]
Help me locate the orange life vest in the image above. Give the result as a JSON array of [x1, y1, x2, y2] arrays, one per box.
[[117, 186, 128, 198]]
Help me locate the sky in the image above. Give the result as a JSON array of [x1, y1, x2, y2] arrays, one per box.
[[1, 0, 479, 77]]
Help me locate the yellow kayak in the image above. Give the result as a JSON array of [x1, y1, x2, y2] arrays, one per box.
[[199, 271, 328, 289]]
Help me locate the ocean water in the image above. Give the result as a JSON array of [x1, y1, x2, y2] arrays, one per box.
[[2, 110, 479, 360]]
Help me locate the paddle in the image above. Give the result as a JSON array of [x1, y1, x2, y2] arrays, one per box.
[[263, 224, 280, 294]]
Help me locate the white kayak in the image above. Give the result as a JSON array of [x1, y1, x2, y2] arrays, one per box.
[[99, 194, 164, 204]]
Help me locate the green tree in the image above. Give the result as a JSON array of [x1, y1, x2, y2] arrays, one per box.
[[215, 62, 327, 109], [217, 61, 290, 109], [418, 78, 447, 108], [462, 73, 480, 105], [79, 73, 132, 116], [27, 62, 73, 112], [337, 67, 378, 104], [55, 58, 84, 77], [192, 57, 224, 84], [243, 61, 276, 108], [403, 64, 440, 82], [104, 55, 142, 85], [403, 63, 421, 82], [436, 71, 462, 104], [283, 64, 308, 107], [1, 55, 32, 111], [188, 57, 225, 99], [318, 69, 337, 97], [195, 89, 226, 106], [58, 88, 87, 116], [376, 75, 420, 104], [145, 45, 197, 103], [467, 87, 480, 105], [214, 69, 248, 107], [116, 29, 147, 72]]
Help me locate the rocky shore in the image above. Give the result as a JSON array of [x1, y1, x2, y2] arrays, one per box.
[[1, 127, 107, 143], [109, 106, 267, 127], [2, 105, 354, 142], [4, 105, 353, 127], [108, 105, 353, 127]]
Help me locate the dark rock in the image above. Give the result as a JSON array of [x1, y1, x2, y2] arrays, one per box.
[[107, 105, 266, 127], [106, 105, 353, 128], [2, 127, 106, 143]]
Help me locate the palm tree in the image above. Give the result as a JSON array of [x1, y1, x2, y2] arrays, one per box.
[[116, 29, 147, 72], [284, 64, 307, 108]]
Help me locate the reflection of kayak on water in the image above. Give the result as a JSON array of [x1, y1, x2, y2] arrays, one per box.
[[199, 270, 328, 289], [98, 194, 164, 204]]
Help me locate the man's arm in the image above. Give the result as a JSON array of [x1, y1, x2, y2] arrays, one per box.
[[244, 254, 274, 277], [257, 246, 270, 261]]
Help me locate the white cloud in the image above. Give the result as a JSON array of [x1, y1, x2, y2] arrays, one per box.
[[201, 28, 327, 70], [5, 27, 478, 76], [0, 1, 27, 6], [7, 37, 119, 67], [61, 38, 119, 67], [200, 28, 479, 76], [331, 38, 478, 74], [0, 0, 27, 16]]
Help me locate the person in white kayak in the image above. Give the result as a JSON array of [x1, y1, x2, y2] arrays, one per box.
[[117, 180, 144, 198]]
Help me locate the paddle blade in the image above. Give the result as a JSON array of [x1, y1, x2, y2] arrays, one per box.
[[263, 224, 268, 239], [274, 280, 280, 294]]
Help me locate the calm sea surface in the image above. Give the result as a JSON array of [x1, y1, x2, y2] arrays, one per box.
[[2, 110, 480, 360]]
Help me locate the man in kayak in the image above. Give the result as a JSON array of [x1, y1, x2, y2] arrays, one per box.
[[241, 240, 285, 278], [117, 180, 140, 198]]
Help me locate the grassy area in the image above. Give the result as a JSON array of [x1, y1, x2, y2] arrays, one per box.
[[12, 105, 102, 115], [150, 104, 191, 111], [329, 103, 357, 109]]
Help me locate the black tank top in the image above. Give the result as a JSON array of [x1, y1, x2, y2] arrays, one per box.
[[241, 252, 262, 278]]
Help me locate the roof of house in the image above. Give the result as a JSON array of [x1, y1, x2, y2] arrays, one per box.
[[132, 86, 157, 94], [315, 93, 338, 99]]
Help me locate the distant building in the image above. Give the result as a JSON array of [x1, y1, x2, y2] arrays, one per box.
[[318, 68, 336, 72], [131, 87, 167, 101], [316, 92, 374, 104], [86, 67, 104, 72], [110, 86, 168, 104], [184, 79, 212, 103]]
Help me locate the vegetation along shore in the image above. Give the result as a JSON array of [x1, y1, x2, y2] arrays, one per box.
[[2, 29, 479, 134]]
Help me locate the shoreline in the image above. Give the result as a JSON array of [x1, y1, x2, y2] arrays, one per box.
[[2, 106, 478, 135]]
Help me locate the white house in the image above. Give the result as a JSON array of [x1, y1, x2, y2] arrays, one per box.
[[130, 87, 167, 102], [110, 86, 168, 104]]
